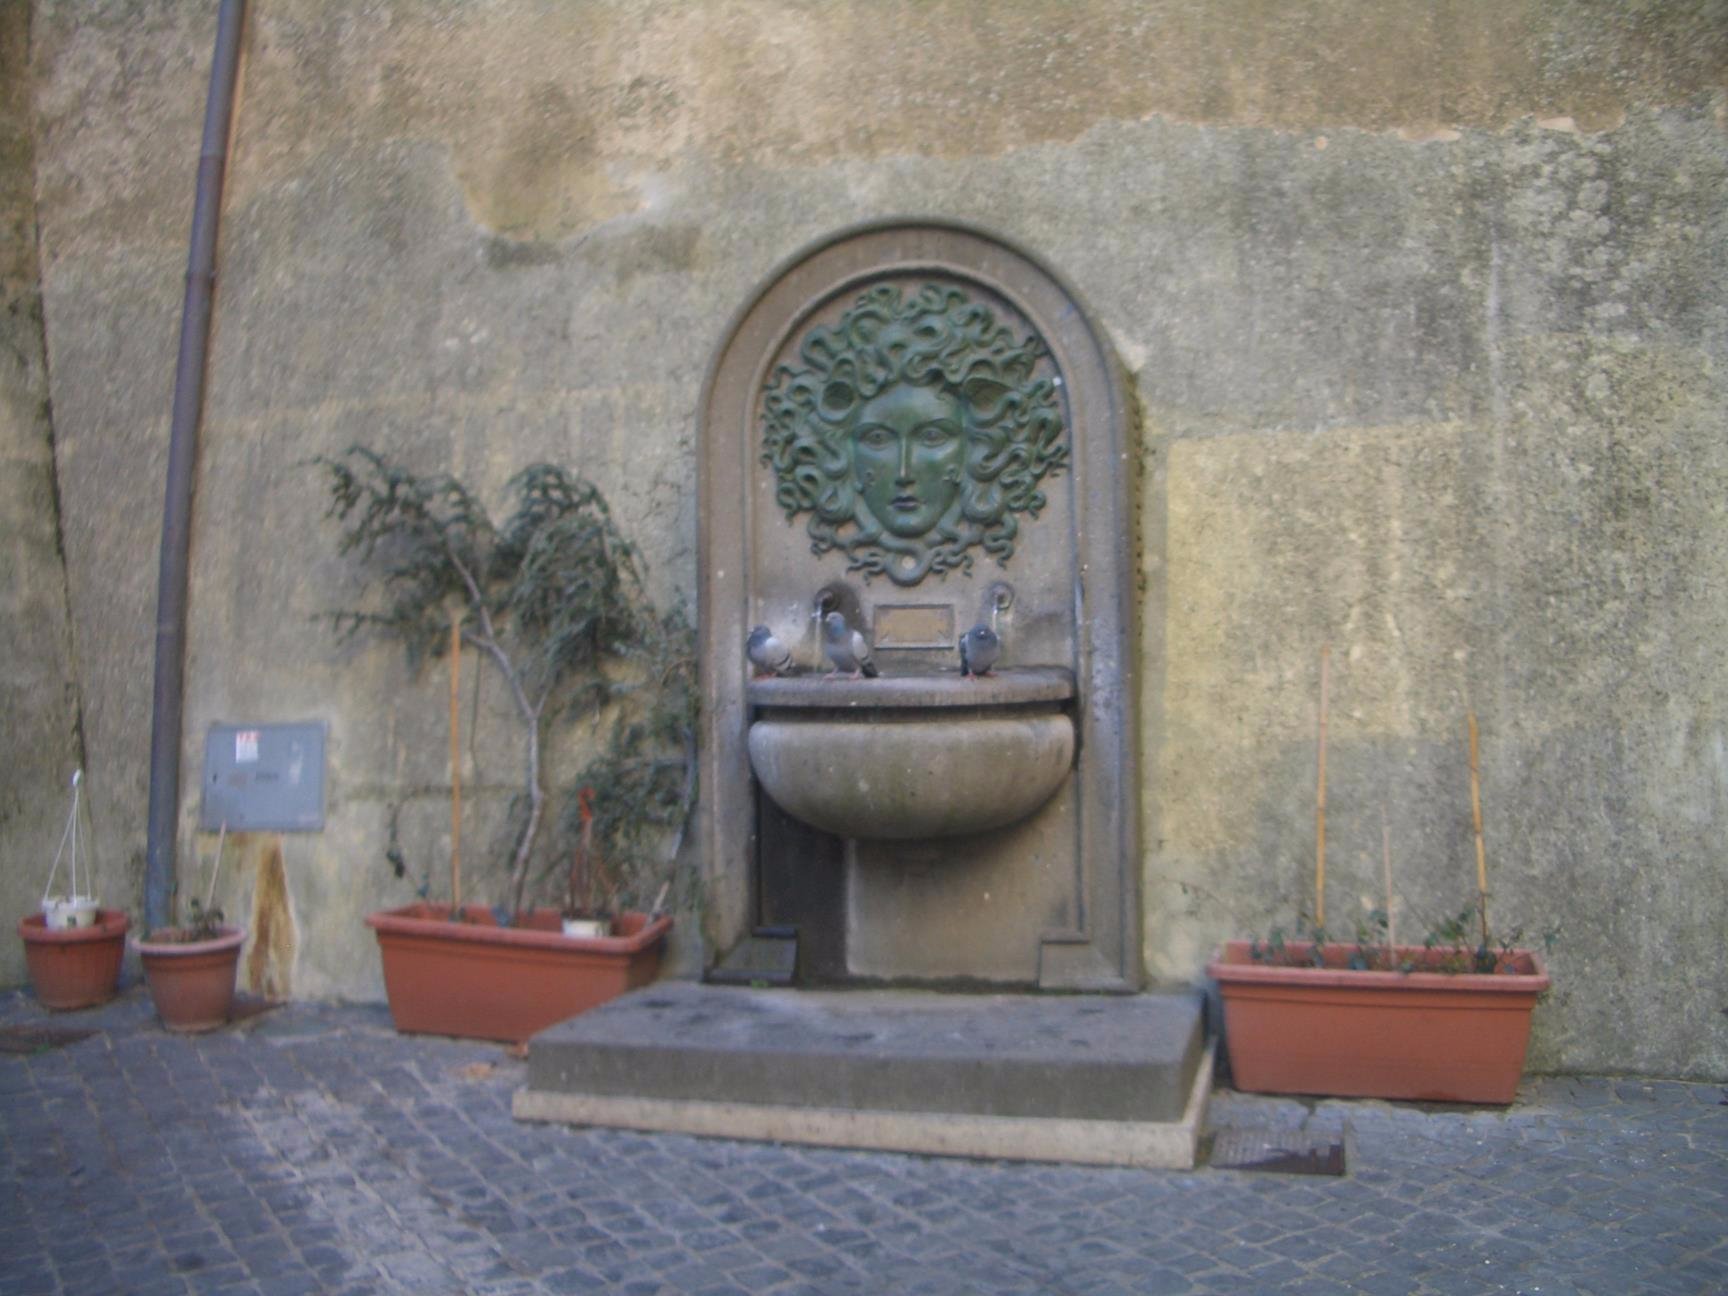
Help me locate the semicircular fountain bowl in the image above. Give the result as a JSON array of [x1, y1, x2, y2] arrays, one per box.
[[746, 667, 1075, 841]]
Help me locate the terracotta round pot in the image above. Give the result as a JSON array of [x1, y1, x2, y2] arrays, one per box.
[[18, 909, 129, 1010], [136, 926, 245, 1033]]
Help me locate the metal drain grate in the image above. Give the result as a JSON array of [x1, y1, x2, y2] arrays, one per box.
[[0, 1025, 97, 1055], [1206, 1129, 1347, 1176]]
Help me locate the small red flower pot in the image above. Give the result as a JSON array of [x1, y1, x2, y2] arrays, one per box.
[[137, 926, 246, 1033], [18, 909, 129, 1010]]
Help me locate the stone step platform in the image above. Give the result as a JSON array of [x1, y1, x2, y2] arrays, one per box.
[[514, 983, 1213, 1169]]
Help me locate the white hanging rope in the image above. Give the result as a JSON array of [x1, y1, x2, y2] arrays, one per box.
[[42, 770, 82, 905]]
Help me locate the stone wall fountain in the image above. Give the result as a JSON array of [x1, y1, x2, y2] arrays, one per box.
[[518, 223, 1210, 1169], [698, 220, 1142, 990]]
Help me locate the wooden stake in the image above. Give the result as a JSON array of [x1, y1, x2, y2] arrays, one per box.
[[468, 653, 485, 777], [1381, 803, 1396, 966], [1468, 711, 1489, 948], [206, 821, 227, 913], [450, 614, 463, 912], [1315, 644, 1330, 931]]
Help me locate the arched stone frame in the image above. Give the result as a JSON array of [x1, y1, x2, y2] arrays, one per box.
[[698, 219, 1141, 990]]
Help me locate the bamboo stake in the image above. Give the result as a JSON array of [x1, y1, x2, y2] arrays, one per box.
[[1467, 711, 1489, 948], [1315, 644, 1331, 932], [450, 614, 463, 913], [468, 650, 485, 778], [1381, 803, 1396, 966], [205, 821, 227, 913]]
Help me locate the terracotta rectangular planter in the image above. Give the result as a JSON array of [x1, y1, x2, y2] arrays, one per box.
[[1209, 940, 1550, 1104], [366, 905, 672, 1044]]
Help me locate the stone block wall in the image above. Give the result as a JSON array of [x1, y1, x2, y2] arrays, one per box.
[[0, 1, 88, 987], [11, 0, 1727, 1076]]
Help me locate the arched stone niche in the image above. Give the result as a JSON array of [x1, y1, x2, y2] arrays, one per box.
[[698, 220, 1140, 990]]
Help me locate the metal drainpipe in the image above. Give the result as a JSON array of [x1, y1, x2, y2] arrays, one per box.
[[144, 0, 247, 933]]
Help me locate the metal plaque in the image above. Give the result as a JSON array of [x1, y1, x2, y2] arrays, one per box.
[[201, 722, 326, 831], [872, 603, 955, 650]]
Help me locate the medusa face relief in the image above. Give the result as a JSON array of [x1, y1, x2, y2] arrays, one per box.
[[851, 382, 967, 540], [760, 283, 1069, 586]]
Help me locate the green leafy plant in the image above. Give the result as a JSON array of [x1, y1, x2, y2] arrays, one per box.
[[556, 603, 698, 913], [1248, 906, 1551, 977], [1248, 925, 1289, 967], [1348, 908, 1390, 971], [1418, 907, 1559, 975], [149, 896, 224, 945], [1248, 659, 1548, 979], [1422, 906, 1490, 973], [184, 898, 225, 943], [315, 447, 696, 920], [1250, 913, 1333, 969]]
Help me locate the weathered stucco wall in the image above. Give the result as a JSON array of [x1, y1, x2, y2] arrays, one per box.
[[20, 0, 1728, 1075], [0, 1, 89, 988]]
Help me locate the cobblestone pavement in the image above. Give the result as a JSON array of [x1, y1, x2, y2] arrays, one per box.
[[2, 987, 1724, 1296]]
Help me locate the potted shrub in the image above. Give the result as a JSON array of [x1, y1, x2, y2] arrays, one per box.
[[19, 770, 129, 1010], [1209, 651, 1550, 1104], [1209, 917, 1550, 1105], [20, 910, 130, 1010], [318, 449, 694, 1044], [136, 825, 245, 1032], [137, 899, 246, 1033]]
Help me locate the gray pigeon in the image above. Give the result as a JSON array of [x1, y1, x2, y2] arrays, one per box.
[[959, 622, 1001, 677], [822, 611, 879, 678], [746, 625, 794, 676]]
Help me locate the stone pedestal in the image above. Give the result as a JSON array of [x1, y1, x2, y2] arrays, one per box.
[[515, 984, 1211, 1169]]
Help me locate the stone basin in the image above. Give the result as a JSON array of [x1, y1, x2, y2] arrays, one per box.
[[746, 667, 1075, 840]]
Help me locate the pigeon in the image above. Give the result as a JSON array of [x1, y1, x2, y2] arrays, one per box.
[[746, 625, 794, 677], [822, 611, 879, 678], [959, 622, 1001, 678]]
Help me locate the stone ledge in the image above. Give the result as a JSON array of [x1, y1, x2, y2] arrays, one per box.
[[515, 1042, 1213, 1170], [523, 984, 1206, 1121]]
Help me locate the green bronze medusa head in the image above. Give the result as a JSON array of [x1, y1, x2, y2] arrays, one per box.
[[761, 283, 1069, 585]]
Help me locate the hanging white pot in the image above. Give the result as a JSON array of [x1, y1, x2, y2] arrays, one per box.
[[42, 895, 99, 931], [561, 916, 613, 939], [41, 771, 103, 930]]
